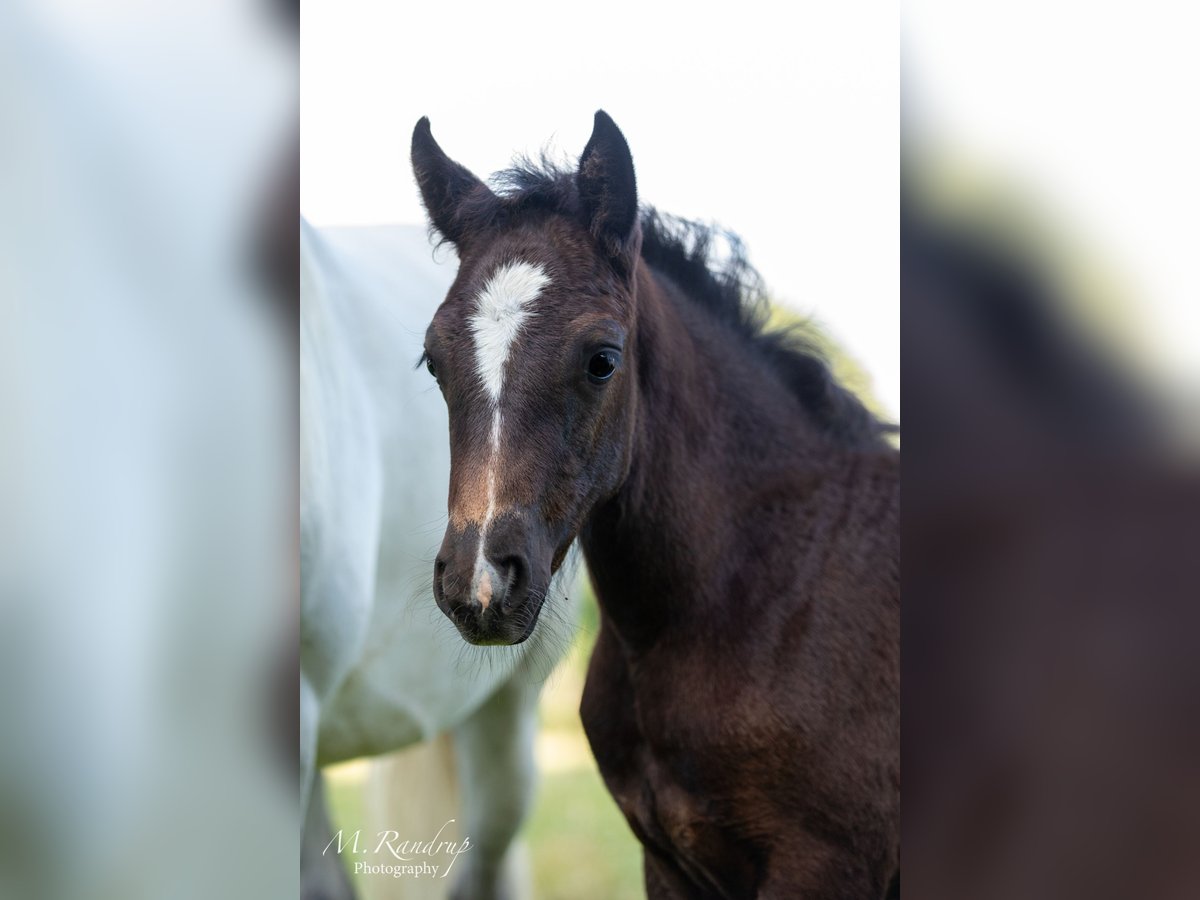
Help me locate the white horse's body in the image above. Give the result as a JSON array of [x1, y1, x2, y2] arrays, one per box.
[[300, 220, 574, 899]]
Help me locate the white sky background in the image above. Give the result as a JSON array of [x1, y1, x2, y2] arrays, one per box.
[[301, 1, 900, 419]]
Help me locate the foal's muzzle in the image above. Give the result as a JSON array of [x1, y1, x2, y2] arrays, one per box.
[[433, 515, 550, 645]]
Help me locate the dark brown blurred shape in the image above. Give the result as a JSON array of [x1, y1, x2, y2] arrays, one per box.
[[903, 187, 1200, 899]]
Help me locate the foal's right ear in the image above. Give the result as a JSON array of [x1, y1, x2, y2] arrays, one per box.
[[411, 118, 495, 246]]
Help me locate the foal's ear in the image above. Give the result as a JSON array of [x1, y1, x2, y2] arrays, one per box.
[[577, 110, 639, 263], [411, 117, 495, 246]]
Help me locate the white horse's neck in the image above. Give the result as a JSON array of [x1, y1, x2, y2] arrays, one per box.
[[300, 220, 578, 763]]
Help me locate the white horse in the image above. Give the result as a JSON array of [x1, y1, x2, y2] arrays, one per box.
[[300, 219, 577, 900]]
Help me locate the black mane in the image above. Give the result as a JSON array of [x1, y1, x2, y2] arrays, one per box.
[[461, 156, 894, 447], [638, 210, 893, 447]]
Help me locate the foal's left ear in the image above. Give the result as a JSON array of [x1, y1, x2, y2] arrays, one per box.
[[577, 111, 639, 264]]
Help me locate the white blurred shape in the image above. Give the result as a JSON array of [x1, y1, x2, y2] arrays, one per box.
[[0, 1, 296, 897]]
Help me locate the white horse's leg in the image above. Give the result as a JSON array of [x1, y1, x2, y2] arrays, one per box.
[[302, 772, 357, 900], [448, 674, 540, 900], [360, 736, 461, 900], [301, 671, 319, 828]]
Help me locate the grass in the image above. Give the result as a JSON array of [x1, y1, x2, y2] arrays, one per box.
[[524, 766, 643, 899], [522, 593, 643, 899]]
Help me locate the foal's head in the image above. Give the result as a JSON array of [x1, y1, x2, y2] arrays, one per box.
[[413, 111, 641, 644]]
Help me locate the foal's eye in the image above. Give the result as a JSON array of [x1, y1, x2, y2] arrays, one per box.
[[423, 353, 438, 380], [586, 349, 621, 384]]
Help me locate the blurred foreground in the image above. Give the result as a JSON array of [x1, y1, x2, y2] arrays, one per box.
[[0, 1, 297, 898], [904, 178, 1200, 898], [903, 8, 1200, 891]]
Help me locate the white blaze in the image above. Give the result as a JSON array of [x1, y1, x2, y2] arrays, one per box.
[[468, 260, 549, 607], [470, 261, 549, 402]]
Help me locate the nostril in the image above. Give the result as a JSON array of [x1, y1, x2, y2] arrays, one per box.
[[434, 557, 447, 599], [497, 555, 526, 609]]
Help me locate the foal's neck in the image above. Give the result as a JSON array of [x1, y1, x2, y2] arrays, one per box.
[[581, 260, 842, 650]]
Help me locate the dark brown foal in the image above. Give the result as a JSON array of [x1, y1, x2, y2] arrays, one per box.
[[413, 111, 899, 898]]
